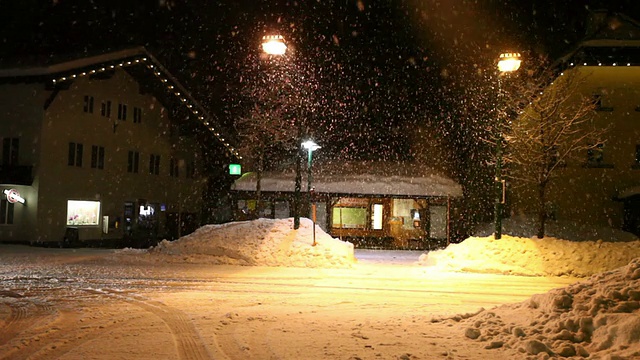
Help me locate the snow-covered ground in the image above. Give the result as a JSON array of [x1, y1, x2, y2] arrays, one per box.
[[1, 216, 639, 359]]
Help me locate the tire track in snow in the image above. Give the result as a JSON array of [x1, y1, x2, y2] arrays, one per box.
[[93, 288, 229, 360]]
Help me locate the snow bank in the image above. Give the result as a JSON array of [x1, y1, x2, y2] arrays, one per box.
[[419, 235, 640, 277], [124, 218, 355, 268], [457, 258, 640, 358]]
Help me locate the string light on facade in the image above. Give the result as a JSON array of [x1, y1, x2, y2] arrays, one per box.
[[48, 54, 239, 159]]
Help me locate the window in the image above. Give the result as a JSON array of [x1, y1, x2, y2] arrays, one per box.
[[149, 154, 160, 175], [371, 203, 384, 230], [101, 100, 112, 118], [117, 103, 128, 120], [0, 198, 14, 225], [587, 143, 604, 164], [68, 142, 83, 167], [634, 145, 640, 168], [584, 143, 614, 168], [332, 206, 367, 229], [186, 160, 196, 178], [127, 151, 139, 173], [66, 200, 100, 226], [170, 157, 179, 177], [83, 95, 94, 113], [133, 107, 142, 123], [592, 93, 613, 111], [2, 137, 19, 165], [91, 145, 105, 169]]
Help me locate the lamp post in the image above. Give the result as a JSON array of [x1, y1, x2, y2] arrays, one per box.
[[302, 140, 320, 245], [261, 34, 304, 230], [494, 52, 522, 240]]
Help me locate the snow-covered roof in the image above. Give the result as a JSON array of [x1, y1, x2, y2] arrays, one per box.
[[232, 161, 463, 197]]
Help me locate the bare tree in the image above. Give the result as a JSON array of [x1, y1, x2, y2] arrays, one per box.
[[235, 54, 321, 217], [503, 63, 608, 238]]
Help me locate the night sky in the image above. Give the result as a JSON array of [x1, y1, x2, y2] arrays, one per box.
[[0, 0, 637, 165]]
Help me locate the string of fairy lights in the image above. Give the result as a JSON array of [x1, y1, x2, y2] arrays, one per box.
[[50, 55, 241, 160]]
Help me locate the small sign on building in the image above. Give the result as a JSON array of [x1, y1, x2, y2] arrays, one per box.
[[229, 164, 242, 175]]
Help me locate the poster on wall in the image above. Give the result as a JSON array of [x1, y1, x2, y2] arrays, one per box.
[[66, 200, 101, 226]]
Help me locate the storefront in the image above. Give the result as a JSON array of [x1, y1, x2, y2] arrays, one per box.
[[231, 163, 463, 250]]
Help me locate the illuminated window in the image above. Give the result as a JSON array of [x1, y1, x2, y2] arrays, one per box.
[[636, 145, 640, 165], [372, 203, 383, 230], [332, 207, 366, 229], [66, 200, 100, 226]]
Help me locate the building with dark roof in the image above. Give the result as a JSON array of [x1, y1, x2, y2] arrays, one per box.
[[0, 47, 238, 246]]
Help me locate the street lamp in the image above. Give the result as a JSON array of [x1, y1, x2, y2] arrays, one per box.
[[302, 140, 321, 245], [260, 34, 304, 230], [262, 35, 287, 55], [494, 52, 522, 240]]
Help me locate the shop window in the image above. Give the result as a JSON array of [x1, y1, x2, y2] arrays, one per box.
[[2, 137, 19, 166], [133, 107, 142, 123], [332, 207, 366, 229], [117, 103, 128, 120], [101, 100, 111, 118], [68, 142, 83, 167], [149, 154, 160, 175], [0, 198, 14, 225], [83, 95, 94, 113], [91, 145, 105, 169], [392, 199, 418, 230], [66, 200, 100, 226], [127, 151, 139, 173]]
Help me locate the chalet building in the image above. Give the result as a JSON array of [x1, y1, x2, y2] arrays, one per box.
[[0, 47, 238, 246], [509, 11, 640, 236], [231, 162, 463, 249]]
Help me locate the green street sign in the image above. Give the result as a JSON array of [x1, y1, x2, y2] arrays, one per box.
[[229, 163, 241, 175]]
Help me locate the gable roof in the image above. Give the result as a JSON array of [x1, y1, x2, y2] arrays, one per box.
[[0, 47, 240, 160]]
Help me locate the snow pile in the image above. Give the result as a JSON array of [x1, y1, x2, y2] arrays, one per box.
[[124, 218, 355, 268], [458, 257, 640, 358], [474, 216, 638, 242], [419, 235, 640, 277]]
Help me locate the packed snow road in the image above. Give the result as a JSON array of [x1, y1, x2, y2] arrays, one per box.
[[0, 245, 577, 359]]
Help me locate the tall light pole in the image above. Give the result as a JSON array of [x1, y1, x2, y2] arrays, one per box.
[[261, 34, 303, 230], [494, 52, 522, 240], [302, 140, 320, 245]]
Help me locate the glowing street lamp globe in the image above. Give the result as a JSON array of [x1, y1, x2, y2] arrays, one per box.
[[261, 35, 287, 55], [302, 140, 320, 152], [498, 52, 522, 73]]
